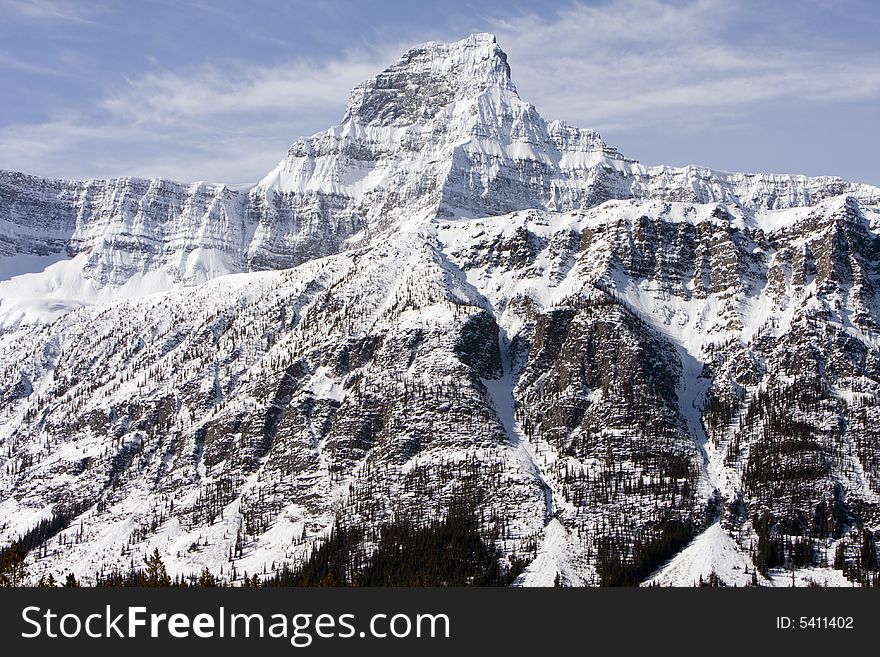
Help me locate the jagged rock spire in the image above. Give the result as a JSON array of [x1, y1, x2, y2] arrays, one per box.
[[343, 33, 516, 126]]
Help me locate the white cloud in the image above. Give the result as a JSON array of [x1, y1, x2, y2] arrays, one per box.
[[489, 0, 880, 133], [101, 55, 384, 127], [0, 115, 294, 183], [488, 0, 880, 131], [0, 0, 101, 23], [0, 42, 407, 182]]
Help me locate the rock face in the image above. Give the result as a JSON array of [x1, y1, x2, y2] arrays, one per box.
[[2, 34, 880, 587], [4, 34, 877, 297], [0, 173, 247, 285]]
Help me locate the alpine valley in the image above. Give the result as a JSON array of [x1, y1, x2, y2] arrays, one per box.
[[2, 34, 880, 587]]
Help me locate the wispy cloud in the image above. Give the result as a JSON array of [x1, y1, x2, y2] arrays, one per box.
[[0, 0, 102, 23], [0, 41, 408, 182], [0, 50, 73, 76], [489, 0, 880, 133], [101, 52, 393, 127]]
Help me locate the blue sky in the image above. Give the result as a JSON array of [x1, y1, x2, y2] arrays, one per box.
[[0, 0, 878, 184]]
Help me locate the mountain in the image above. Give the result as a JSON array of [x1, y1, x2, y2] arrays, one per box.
[[1, 34, 879, 587]]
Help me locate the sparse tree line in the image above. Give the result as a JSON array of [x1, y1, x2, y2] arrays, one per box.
[[1, 491, 526, 588], [266, 494, 526, 587], [700, 362, 880, 587]]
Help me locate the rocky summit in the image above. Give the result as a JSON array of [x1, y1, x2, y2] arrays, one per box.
[[2, 34, 880, 587]]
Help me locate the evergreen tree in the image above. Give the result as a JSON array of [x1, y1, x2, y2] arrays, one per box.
[[318, 570, 343, 587], [143, 548, 171, 587], [834, 541, 847, 571], [37, 573, 57, 587], [0, 544, 28, 587], [241, 572, 260, 587], [266, 493, 524, 587], [198, 567, 217, 587], [860, 530, 877, 571], [64, 572, 80, 587]]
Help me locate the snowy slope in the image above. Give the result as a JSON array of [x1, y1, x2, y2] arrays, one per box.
[[643, 523, 755, 586], [2, 34, 880, 587]]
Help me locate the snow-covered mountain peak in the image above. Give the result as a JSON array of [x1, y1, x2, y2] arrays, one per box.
[[342, 32, 516, 128], [4, 34, 880, 333], [5, 34, 880, 589]]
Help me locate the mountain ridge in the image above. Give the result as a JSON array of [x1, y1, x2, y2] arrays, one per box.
[[3, 33, 879, 329], [2, 34, 880, 587]]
